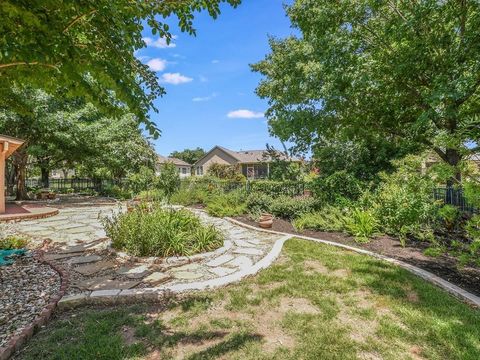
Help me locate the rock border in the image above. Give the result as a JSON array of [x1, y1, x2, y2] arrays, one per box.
[[226, 217, 480, 309], [0, 251, 69, 360], [0, 208, 59, 223]]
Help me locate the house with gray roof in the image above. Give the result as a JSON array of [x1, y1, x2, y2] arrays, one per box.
[[156, 155, 192, 178], [193, 146, 299, 179]]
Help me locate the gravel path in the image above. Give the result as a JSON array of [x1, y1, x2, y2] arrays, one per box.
[[0, 254, 60, 348]]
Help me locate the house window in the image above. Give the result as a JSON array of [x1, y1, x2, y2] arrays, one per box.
[[182, 167, 187, 175], [196, 166, 203, 175]]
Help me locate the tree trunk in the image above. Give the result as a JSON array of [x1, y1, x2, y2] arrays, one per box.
[[13, 149, 29, 200], [41, 167, 50, 188], [6, 161, 15, 196], [445, 147, 462, 185]]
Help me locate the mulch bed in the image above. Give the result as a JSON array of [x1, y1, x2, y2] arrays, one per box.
[[234, 216, 480, 297]]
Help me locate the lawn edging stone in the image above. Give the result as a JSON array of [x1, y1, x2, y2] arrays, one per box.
[[225, 217, 480, 309]]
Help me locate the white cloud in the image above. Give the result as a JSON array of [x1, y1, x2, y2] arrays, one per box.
[[160, 72, 193, 85], [211, 59, 220, 64], [192, 93, 218, 102], [146, 58, 167, 72], [227, 109, 264, 119], [143, 35, 177, 49]]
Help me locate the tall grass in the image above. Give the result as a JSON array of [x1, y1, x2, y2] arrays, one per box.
[[102, 206, 224, 257]]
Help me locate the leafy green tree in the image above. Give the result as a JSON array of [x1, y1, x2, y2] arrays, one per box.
[[158, 163, 180, 202], [170, 147, 206, 165], [0, 0, 240, 136], [0, 88, 155, 199], [253, 0, 480, 183]]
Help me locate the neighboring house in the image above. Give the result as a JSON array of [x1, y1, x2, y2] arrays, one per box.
[[50, 169, 76, 179], [193, 146, 299, 179], [156, 155, 191, 178]]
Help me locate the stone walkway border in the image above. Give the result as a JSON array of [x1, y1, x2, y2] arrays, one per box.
[[57, 216, 480, 310], [0, 251, 69, 360], [227, 218, 480, 309]]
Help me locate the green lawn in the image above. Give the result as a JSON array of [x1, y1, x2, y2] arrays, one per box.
[[18, 239, 479, 360]]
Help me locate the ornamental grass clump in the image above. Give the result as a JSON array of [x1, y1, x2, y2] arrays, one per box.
[[102, 206, 224, 257]]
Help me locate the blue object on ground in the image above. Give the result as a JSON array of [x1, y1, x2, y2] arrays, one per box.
[[0, 249, 27, 266]]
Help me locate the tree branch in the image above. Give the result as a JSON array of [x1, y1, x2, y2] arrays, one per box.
[[0, 62, 58, 70], [63, 9, 98, 33], [433, 146, 449, 163]]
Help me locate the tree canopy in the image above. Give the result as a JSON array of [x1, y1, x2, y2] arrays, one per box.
[[0, 88, 156, 198], [170, 147, 206, 164], [252, 0, 480, 181], [0, 0, 240, 136]]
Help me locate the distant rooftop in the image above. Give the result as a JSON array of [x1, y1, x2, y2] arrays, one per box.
[[157, 155, 191, 167]]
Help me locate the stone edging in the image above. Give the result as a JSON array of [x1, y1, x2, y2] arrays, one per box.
[[225, 217, 480, 309], [0, 208, 59, 223], [0, 251, 69, 360], [55, 215, 480, 310]]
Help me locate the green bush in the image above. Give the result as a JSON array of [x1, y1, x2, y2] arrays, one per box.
[[246, 192, 274, 215], [371, 157, 438, 237], [157, 163, 181, 201], [127, 166, 157, 194], [248, 180, 305, 197], [437, 205, 459, 232], [293, 206, 349, 232], [101, 184, 132, 200], [0, 236, 29, 249], [136, 189, 164, 202], [205, 190, 247, 217], [170, 187, 208, 206], [102, 207, 224, 257], [345, 208, 378, 243], [269, 195, 319, 219], [313, 170, 365, 203]]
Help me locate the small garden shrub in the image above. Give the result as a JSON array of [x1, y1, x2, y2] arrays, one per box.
[[246, 192, 274, 215], [345, 208, 378, 243], [101, 184, 132, 200], [205, 190, 247, 217], [170, 187, 208, 206], [269, 195, 319, 220], [0, 236, 29, 249], [136, 189, 164, 202], [437, 205, 459, 232], [102, 207, 224, 257], [293, 206, 349, 232]]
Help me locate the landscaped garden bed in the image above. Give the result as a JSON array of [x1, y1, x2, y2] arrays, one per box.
[[14, 239, 480, 360], [234, 216, 480, 298]]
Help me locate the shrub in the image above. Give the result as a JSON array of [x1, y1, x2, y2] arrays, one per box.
[[345, 208, 378, 243], [205, 190, 247, 217], [127, 166, 157, 194], [207, 163, 245, 181], [101, 184, 132, 200], [312, 170, 365, 204], [248, 180, 305, 197], [246, 192, 274, 215], [170, 187, 208, 206], [136, 189, 164, 202], [102, 207, 224, 257], [371, 156, 438, 237], [0, 236, 28, 249], [293, 206, 348, 232], [157, 162, 180, 201], [437, 205, 459, 232], [269, 195, 319, 219]]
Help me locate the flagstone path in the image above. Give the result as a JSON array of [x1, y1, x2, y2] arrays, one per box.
[[8, 205, 289, 304]]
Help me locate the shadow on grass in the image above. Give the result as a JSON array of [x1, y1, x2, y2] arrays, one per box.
[[185, 333, 263, 360]]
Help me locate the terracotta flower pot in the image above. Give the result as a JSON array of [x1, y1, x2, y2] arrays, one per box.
[[258, 219, 273, 229], [259, 213, 273, 222]]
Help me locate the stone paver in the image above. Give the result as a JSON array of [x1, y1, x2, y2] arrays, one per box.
[[69, 255, 102, 264], [206, 254, 234, 267], [143, 272, 171, 285], [74, 260, 116, 276], [209, 266, 237, 277], [74, 277, 140, 291]]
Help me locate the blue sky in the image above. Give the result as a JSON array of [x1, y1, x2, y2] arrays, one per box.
[[136, 0, 294, 156]]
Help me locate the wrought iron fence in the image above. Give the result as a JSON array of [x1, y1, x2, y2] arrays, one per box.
[[434, 187, 478, 214]]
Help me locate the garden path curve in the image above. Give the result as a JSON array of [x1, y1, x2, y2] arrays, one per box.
[[8, 205, 289, 305], [8, 205, 480, 309]]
